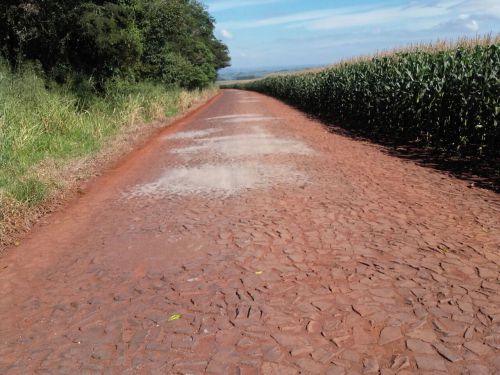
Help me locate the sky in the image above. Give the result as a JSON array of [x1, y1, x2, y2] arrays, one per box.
[[203, 0, 500, 69]]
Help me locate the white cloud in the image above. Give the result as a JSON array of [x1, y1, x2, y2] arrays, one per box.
[[217, 0, 498, 31], [465, 19, 479, 31], [308, 4, 449, 31], [221, 29, 233, 39], [219, 8, 348, 29], [451, 0, 500, 18], [207, 0, 281, 12], [220, 0, 500, 68], [435, 13, 484, 32]]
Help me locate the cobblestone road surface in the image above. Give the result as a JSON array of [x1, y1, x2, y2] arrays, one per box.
[[1, 90, 499, 374]]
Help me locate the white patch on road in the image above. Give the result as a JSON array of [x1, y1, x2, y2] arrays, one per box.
[[126, 111, 317, 198], [205, 114, 263, 120], [237, 100, 261, 103], [205, 114, 277, 123], [166, 129, 222, 140], [220, 118, 277, 124], [171, 132, 314, 157], [128, 163, 307, 197]]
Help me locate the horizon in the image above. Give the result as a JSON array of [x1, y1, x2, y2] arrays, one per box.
[[204, 0, 500, 70]]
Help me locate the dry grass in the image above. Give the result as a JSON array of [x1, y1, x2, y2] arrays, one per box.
[[0, 85, 217, 251]]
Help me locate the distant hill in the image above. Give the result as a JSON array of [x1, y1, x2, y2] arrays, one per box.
[[217, 65, 324, 82]]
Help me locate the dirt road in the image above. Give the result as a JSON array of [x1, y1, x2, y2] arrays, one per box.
[[1, 90, 499, 374]]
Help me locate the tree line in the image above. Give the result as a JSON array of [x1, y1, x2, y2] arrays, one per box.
[[0, 0, 230, 90]]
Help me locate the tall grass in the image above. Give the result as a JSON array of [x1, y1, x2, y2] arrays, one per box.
[[228, 37, 499, 159], [0, 62, 215, 247]]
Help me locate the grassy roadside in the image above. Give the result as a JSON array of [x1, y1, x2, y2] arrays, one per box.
[[0, 62, 217, 250]]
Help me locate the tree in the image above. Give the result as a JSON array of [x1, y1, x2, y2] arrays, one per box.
[[137, 0, 230, 88], [69, 2, 143, 81], [0, 0, 231, 90]]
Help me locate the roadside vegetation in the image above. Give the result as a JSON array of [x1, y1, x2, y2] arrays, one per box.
[[0, 61, 216, 247], [0, 0, 229, 89], [227, 37, 499, 160], [0, 0, 229, 248]]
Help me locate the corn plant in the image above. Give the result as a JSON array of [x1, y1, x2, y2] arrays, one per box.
[[227, 40, 500, 158]]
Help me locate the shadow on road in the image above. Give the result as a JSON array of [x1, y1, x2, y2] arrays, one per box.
[[317, 118, 500, 193]]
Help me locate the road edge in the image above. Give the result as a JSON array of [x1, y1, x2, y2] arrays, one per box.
[[0, 90, 223, 254]]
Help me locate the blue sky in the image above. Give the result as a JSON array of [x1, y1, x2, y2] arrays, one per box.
[[203, 0, 500, 69]]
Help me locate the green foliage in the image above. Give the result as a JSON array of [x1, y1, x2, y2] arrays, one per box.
[[9, 178, 48, 206], [70, 2, 144, 81], [231, 42, 499, 158], [0, 1, 226, 241], [136, 0, 228, 88], [0, 0, 230, 89], [0, 61, 210, 204]]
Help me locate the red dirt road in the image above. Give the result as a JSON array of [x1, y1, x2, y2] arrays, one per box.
[[1, 90, 499, 374]]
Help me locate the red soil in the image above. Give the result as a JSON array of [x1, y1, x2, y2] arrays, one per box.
[[0, 90, 498, 374]]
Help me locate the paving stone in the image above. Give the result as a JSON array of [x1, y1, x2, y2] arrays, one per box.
[[406, 339, 435, 354], [341, 350, 360, 362], [261, 362, 298, 375], [325, 365, 346, 375], [311, 348, 336, 364], [216, 329, 240, 346], [379, 326, 403, 345], [441, 335, 465, 346], [352, 305, 378, 317], [463, 341, 491, 356], [464, 326, 475, 340], [237, 337, 256, 348], [362, 358, 379, 373], [262, 344, 284, 363], [90, 346, 114, 360], [433, 318, 466, 337], [484, 334, 500, 350], [193, 334, 216, 355], [481, 281, 500, 292], [452, 313, 475, 324], [415, 355, 448, 372], [290, 346, 313, 357], [206, 360, 229, 374], [271, 333, 307, 348], [433, 343, 463, 362], [461, 364, 490, 375], [171, 335, 194, 350], [476, 312, 491, 326], [306, 320, 322, 334], [390, 355, 410, 371], [145, 343, 169, 352], [353, 326, 376, 345], [237, 364, 260, 375], [477, 267, 497, 279], [293, 357, 325, 373], [407, 329, 437, 343], [172, 359, 209, 373]]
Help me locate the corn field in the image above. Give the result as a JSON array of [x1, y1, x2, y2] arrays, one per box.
[[228, 41, 500, 158]]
